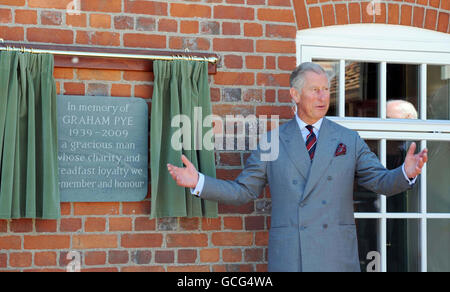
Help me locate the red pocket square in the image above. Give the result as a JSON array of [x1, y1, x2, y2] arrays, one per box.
[[335, 143, 347, 157]]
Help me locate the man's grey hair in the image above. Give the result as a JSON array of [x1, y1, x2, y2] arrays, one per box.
[[290, 62, 328, 91]]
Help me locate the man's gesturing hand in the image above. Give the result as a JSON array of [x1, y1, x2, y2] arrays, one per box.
[[404, 142, 428, 179], [167, 155, 199, 189]]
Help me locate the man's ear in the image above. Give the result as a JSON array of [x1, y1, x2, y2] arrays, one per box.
[[290, 87, 301, 104]]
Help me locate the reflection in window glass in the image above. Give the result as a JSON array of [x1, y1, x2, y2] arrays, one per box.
[[356, 219, 379, 272], [354, 140, 379, 213], [427, 141, 450, 213], [387, 219, 420, 272], [386, 64, 419, 119], [312, 59, 338, 116], [386, 140, 420, 213], [427, 65, 450, 120], [345, 62, 378, 117], [428, 220, 450, 272]]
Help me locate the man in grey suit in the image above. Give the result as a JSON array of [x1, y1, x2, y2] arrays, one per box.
[[167, 62, 428, 272]]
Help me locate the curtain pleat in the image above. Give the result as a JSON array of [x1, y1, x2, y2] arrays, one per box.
[[0, 51, 60, 219], [150, 60, 217, 218]]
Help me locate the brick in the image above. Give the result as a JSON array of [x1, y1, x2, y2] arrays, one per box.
[[180, 20, 199, 34], [72, 234, 118, 249], [212, 232, 253, 246], [10, 252, 32, 268], [63, 82, 85, 95], [178, 249, 197, 264], [114, 16, 134, 30], [214, 5, 254, 20], [136, 17, 156, 32], [425, 9, 438, 30], [134, 84, 153, 99], [322, 4, 335, 26], [35, 219, 57, 232], [24, 235, 70, 250], [374, 3, 386, 24], [82, 0, 122, 13], [85, 217, 106, 232], [41, 10, 62, 25], [413, 6, 425, 28], [256, 105, 293, 119], [90, 14, 111, 29], [134, 217, 156, 231], [401, 5, 413, 26], [171, 3, 211, 18], [266, 24, 297, 39], [245, 216, 265, 230], [27, 27, 73, 44], [292, 0, 309, 29], [335, 4, 349, 25], [0, 26, 24, 41], [73, 202, 120, 215], [108, 217, 133, 231], [76, 31, 120, 46], [245, 248, 264, 262], [77, 69, 121, 81], [0, 236, 21, 249], [0, 9, 11, 23], [223, 216, 243, 230], [85, 251, 106, 266], [213, 38, 253, 52], [34, 252, 57, 266], [15, 10, 37, 25], [155, 250, 174, 263], [111, 84, 131, 97], [10, 219, 33, 233], [222, 22, 240, 35], [166, 234, 208, 247], [224, 55, 243, 69], [54, 68, 74, 79], [200, 248, 220, 262], [256, 72, 290, 87], [244, 23, 262, 37], [388, 3, 399, 25], [132, 250, 152, 265], [124, 33, 166, 48], [223, 248, 242, 262], [159, 18, 177, 32], [28, 0, 70, 9], [246, 56, 264, 70], [121, 233, 163, 248], [66, 13, 86, 27], [348, 2, 361, 24], [437, 12, 449, 33], [202, 217, 221, 231], [258, 8, 295, 23], [109, 250, 129, 264], [60, 218, 82, 232], [214, 72, 254, 86]]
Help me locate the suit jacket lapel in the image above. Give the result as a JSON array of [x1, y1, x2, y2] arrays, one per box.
[[280, 118, 310, 181], [301, 118, 338, 201]]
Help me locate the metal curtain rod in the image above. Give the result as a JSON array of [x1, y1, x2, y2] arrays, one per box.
[[0, 39, 218, 64]]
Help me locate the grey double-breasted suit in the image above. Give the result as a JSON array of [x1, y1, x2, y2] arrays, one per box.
[[201, 117, 412, 272]]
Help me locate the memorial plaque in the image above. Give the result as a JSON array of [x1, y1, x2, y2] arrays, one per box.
[[57, 95, 148, 202]]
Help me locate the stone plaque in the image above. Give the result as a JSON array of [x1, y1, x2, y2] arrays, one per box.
[[57, 95, 148, 202]]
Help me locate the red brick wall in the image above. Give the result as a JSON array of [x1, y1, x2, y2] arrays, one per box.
[[0, 0, 448, 272]]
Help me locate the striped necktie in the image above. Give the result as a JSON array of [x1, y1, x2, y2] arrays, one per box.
[[305, 125, 317, 161]]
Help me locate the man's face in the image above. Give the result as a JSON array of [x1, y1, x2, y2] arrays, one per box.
[[290, 71, 330, 125]]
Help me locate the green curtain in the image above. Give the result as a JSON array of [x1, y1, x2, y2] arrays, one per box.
[[150, 60, 217, 218], [0, 51, 60, 219]]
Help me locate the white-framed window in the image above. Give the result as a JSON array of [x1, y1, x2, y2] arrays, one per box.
[[297, 24, 450, 272]]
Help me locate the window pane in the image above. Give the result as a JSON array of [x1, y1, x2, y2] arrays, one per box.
[[387, 219, 420, 272], [427, 141, 450, 213], [386, 140, 420, 213], [428, 219, 450, 272], [386, 64, 420, 120], [356, 219, 379, 272], [345, 62, 379, 117], [354, 140, 379, 213], [427, 65, 450, 120], [313, 59, 338, 116]]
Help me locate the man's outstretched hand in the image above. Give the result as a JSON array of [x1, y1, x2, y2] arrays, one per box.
[[404, 142, 428, 179], [167, 155, 199, 189]]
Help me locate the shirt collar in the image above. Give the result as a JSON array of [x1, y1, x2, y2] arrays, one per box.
[[295, 115, 324, 132]]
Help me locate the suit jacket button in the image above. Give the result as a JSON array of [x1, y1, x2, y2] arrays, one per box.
[[327, 176, 332, 181], [299, 202, 306, 208], [300, 226, 307, 231], [292, 180, 298, 185], [323, 224, 328, 229]]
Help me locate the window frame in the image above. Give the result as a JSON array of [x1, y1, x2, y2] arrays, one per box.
[[296, 24, 450, 272]]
